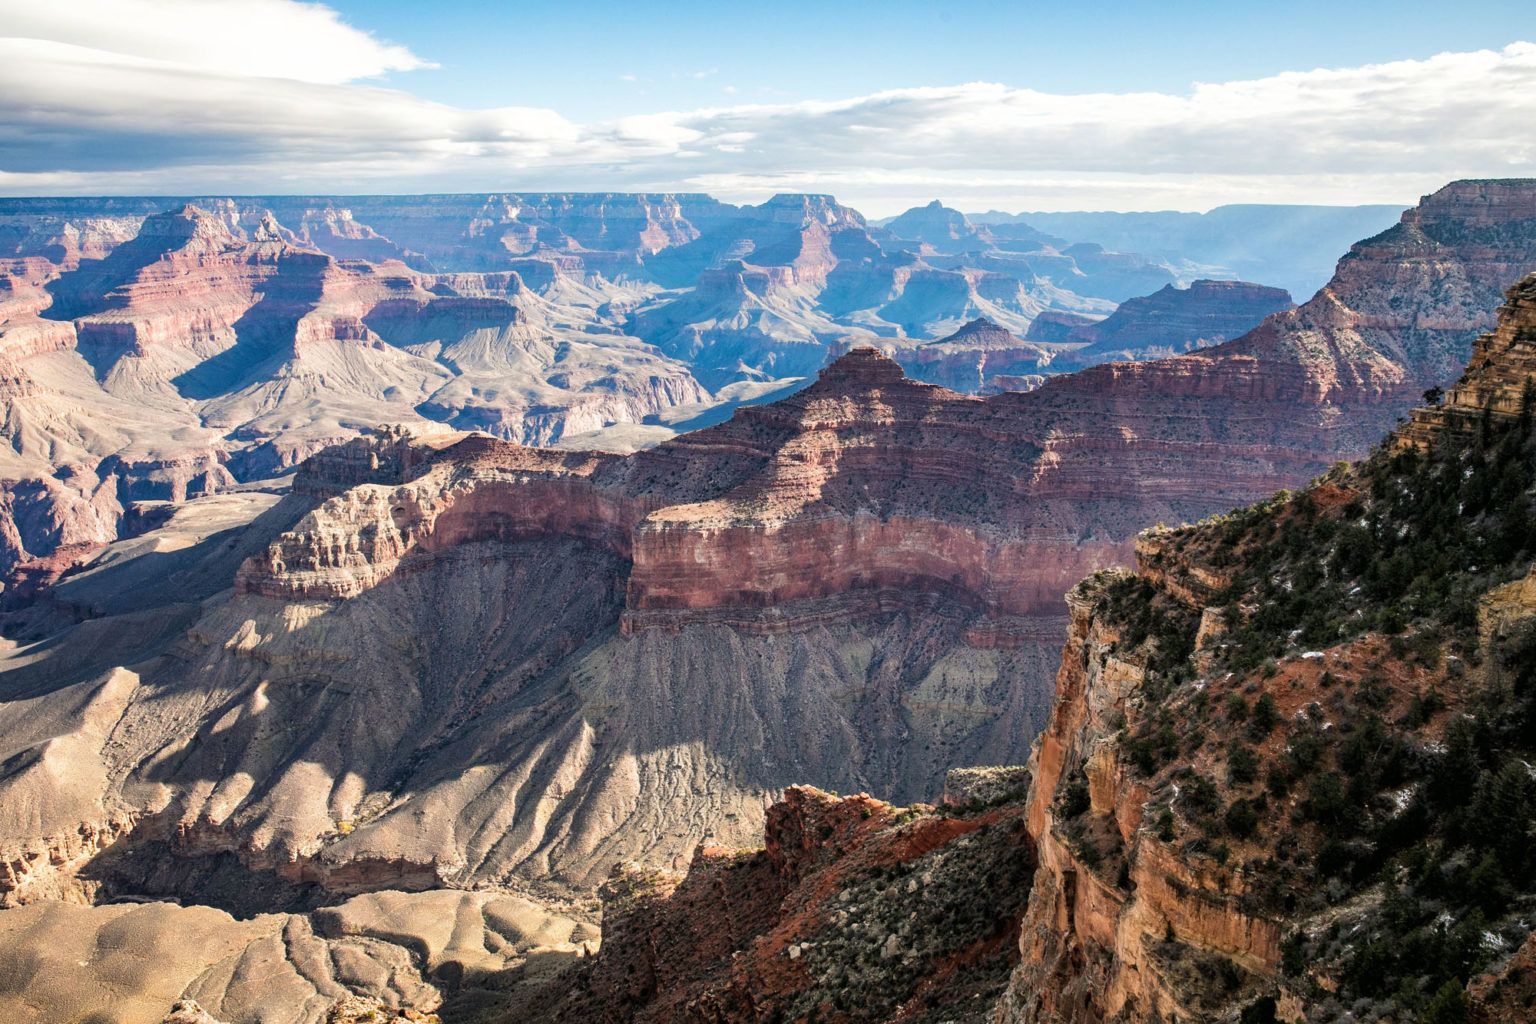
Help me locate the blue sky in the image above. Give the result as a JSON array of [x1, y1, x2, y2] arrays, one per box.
[[332, 0, 1533, 117], [1, 1, 1534, 213]]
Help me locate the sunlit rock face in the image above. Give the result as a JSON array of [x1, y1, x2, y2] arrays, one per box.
[[0, 189, 1443, 592]]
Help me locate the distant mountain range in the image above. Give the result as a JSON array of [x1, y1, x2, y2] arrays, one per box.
[[970, 203, 1405, 299]]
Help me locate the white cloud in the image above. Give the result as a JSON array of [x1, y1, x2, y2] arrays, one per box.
[[0, 0, 430, 84], [0, 2, 1532, 214]]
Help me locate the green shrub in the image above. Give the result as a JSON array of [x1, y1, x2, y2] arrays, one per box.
[[1421, 979, 1469, 1024], [1249, 694, 1280, 738], [1185, 775, 1221, 818], [1304, 773, 1349, 826], [1224, 799, 1260, 839], [1227, 741, 1259, 785], [1060, 770, 1091, 819]]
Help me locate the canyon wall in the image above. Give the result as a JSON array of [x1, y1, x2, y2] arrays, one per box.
[[995, 271, 1536, 1022]]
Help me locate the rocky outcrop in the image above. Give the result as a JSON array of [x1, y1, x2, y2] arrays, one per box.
[[993, 573, 1283, 1023], [1054, 279, 1294, 365], [537, 786, 1035, 1024], [1399, 271, 1536, 447], [995, 272, 1536, 1022]]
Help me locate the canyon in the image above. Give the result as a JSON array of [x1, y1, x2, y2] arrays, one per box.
[[0, 193, 1384, 593], [0, 180, 1532, 1023], [553, 260, 1536, 1024]]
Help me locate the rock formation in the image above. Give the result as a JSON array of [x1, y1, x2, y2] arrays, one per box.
[[1051, 279, 1294, 365], [0, 203, 706, 586], [852, 316, 1057, 393], [1019, 179, 1536, 480], [0, 190, 1419, 593], [535, 783, 1035, 1024], [992, 271, 1536, 1022]]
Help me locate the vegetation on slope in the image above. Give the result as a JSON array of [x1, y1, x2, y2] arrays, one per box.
[[1093, 381, 1536, 1020]]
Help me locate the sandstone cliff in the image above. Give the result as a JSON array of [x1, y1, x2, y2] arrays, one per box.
[[995, 271, 1536, 1022]]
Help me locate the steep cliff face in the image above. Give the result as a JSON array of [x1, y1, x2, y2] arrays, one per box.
[[997, 272, 1536, 1023], [1399, 271, 1536, 447], [0, 351, 1071, 930], [239, 348, 1173, 636]]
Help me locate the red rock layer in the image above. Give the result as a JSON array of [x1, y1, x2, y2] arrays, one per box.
[[240, 349, 1141, 645], [238, 181, 1536, 648]]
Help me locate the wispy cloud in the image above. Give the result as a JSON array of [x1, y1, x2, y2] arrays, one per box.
[[0, 0, 1532, 213]]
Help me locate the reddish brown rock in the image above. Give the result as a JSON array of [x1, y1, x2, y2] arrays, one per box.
[[534, 786, 1035, 1024]]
